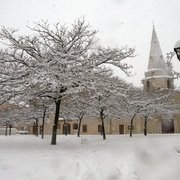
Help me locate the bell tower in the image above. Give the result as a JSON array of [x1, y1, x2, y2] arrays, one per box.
[[142, 26, 174, 92]]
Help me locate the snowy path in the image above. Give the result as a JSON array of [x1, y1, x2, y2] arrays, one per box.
[[0, 134, 180, 180]]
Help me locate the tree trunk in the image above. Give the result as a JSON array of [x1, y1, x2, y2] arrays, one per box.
[[5, 124, 8, 136], [51, 99, 61, 145], [35, 119, 39, 137], [144, 116, 147, 136], [130, 118, 133, 137], [100, 110, 106, 140], [63, 119, 68, 136], [41, 107, 47, 139], [129, 107, 141, 137], [9, 124, 12, 136], [130, 113, 137, 137], [77, 113, 84, 137]]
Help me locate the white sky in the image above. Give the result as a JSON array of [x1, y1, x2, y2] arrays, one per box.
[[0, 0, 180, 88]]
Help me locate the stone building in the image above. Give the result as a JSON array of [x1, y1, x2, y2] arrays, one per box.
[[53, 115, 162, 135]]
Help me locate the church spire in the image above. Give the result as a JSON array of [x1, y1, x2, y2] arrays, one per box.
[[142, 26, 174, 91], [147, 26, 168, 74]]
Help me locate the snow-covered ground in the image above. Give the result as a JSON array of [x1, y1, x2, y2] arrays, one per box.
[[0, 134, 180, 180]]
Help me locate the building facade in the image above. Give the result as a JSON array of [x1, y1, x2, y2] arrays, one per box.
[[54, 116, 162, 135]]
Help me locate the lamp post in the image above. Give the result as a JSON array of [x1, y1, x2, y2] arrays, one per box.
[[174, 40, 180, 61]]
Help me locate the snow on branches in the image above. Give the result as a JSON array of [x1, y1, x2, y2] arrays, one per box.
[[0, 18, 136, 144]]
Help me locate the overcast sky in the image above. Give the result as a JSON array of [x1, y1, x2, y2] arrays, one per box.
[[0, 0, 180, 88]]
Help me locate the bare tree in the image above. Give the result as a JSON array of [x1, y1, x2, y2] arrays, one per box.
[[122, 87, 176, 137], [0, 18, 135, 144], [60, 92, 92, 137], [87, 72, 130, 140]]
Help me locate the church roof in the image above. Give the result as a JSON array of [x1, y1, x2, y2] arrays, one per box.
[[146, 26, 169, 77]]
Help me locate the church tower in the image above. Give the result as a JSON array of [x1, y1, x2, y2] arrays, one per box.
[[142, 26, 174, 92]]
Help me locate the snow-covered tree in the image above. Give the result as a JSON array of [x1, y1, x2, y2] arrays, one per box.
[[0, 18, 135, 144], [60, 70, 130, 139], [122, 87, 176, 137], [0, 103, 31, 135], [60, 91, 93, 137], [166, 51, 180, 79], [84, 70, 130, 139]]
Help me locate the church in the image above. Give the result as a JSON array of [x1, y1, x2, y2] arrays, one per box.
[[141, 25, 180, 134], [27, 26, 180, 136], [142, 25, 174, 91]]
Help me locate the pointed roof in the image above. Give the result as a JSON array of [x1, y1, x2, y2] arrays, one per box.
[[147, 26, 169, 76]]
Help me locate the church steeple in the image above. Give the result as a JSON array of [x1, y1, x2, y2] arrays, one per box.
[[147, 26, 168, 75], [142, 26, 174, 92]]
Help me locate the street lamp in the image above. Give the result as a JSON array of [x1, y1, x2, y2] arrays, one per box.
[[174, 40, 180, 61]]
